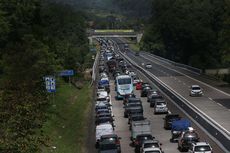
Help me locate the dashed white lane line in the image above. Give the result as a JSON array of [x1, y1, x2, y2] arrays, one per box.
[[217, 103, 223, 107], [208, 97, 213, 101]]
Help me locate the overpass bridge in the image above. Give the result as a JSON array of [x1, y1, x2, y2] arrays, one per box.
[[87, 29, 143, 44]]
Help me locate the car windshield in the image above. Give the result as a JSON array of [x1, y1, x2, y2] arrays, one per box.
[[156, 101, 166, 105], [194, 145, 211, 151], [144, 143, 160, 148], [192, 87, 201, 90], [183, 133, 199, 141], [132, 116, 144, 121], [128, 103, 141, 107], [118, 78, 131, 85], [99, 143, 117, 150], [146, 151, 160, 153]]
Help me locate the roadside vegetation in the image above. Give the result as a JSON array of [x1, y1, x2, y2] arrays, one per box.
[[0, 1, 92, 152], [42, 80, 91, 153]]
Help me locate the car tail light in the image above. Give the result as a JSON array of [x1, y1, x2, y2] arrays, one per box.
[[116, 140, 120, 145]]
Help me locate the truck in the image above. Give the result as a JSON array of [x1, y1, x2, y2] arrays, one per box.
[[131, 120, 151, 142], [171, 119, 191, 142]]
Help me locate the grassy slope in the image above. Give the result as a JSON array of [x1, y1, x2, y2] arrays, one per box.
[[42, 80, 92, 153]]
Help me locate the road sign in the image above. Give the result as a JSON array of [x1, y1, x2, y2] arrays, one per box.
[[59, 70, 74, 76], [45, 76, 56, 93]]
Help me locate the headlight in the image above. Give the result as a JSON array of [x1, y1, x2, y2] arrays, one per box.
[[173, 131, 178, 134]]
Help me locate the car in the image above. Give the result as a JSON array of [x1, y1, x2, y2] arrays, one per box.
[[141, 86, 152, 97], [140, 140, 162, 152], [124, 97, 142, 105], [136, 82, 143, 90], [163, 114, 181, 130], [142, 147, 163, 153], [190, 85, 203, 97], [149, 94, 164, 107], [146, 90, 158, 101], [98, 138, 119, 153], [95, 116, 115, 126], [135, 52, 140, 56], [178, 127, 200, 152], [134, 134, 155, 152], [188, 142, 212, 153], [154, 99, 168, 114], [133, 76, 141, 85], [98, 134, 121, 153], [124, 102, 143, 118], [145, 63, 152, 69], [141, 83, 151, 90], [123, 94, 136, 105], [128, 114, 146, 129]]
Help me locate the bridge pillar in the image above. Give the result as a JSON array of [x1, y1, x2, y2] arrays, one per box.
[[136, 33, 143, 43], [88, 36, 93, 45]]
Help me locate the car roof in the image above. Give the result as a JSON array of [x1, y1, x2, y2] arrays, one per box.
[[143, 147, 161, 151], [193, 142, 210, 146], [143, 139, 159, 144], [191, 85, 200, 88]]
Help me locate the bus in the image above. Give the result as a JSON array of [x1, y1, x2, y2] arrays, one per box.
[[115, 75, 133, 99]]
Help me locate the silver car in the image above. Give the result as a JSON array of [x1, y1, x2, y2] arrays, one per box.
[[145, 63, 152, 69], [190, 85, 203, 97]]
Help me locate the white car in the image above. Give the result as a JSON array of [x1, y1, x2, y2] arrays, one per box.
[[154, 99, 168, 114], [188, 142, 212, 153], [145, 63, 152, 69], [142, 147, 163, 153], [140, 140, 162, 153], [190, 85, 203, 97]]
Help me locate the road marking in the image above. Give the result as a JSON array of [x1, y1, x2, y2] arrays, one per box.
[[208, 97, 213, 101], [217, 103, 223, 107]]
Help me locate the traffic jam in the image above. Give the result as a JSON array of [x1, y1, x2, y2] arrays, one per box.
[[94, 39, 213, 153]]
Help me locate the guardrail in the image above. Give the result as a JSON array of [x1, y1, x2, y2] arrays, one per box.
[[91, 51, 99, 86], [142, 51, 202, 74], [113, 42, 230, 152]]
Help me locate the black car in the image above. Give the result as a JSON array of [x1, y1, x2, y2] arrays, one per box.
[[163, 114, 181, 130], [128, 113, 145, 124], [134, 134, 155, 152], [149, 94, 164, 107], [141, 86, 152, 97], [178, 130, 200, 152], [128, 107, 144, 119], [141, 83, 151, 90], [123, 97, 140, 105], [98, 139, 119, 153], [124, 102, 143, 118], [95, 116, 114, 126], [123, 94, 136, 105], [135, 52, 140, 56], [98, 134, 121, 153]]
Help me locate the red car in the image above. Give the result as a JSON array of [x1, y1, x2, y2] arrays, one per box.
[[136, 82, 142, 90]]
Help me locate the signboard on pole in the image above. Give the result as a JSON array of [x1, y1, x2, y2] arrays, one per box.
[[45, 76, 56, 93], [59, 70, 74, 76]]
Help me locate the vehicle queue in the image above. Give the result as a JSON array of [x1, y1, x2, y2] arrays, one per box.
[[94, 39, 213, 153]]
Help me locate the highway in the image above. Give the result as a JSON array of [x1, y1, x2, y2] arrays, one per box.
[[111, 38, 228, 152], [90, 38, 228, 153]]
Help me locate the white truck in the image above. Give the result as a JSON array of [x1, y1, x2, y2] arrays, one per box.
[[131, 120, 151, 142]]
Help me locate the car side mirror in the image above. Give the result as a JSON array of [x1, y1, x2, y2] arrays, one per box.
[[160, 143, 162, 145], [118, 137, 121, 140]]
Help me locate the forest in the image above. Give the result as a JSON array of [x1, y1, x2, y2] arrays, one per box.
[[0, 0, 89, 152], [141, 0, 230, 71]]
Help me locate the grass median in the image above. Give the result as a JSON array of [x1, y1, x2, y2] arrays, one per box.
[[42, 80, 92, 153]]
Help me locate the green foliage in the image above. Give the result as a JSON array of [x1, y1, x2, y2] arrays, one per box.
[[142, 0, 230, 69], [0, 0, 89, 152]]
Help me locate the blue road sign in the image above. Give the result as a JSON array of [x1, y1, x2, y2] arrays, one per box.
[[45, 76, 56, 93], [59, 70, 74, 76]]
